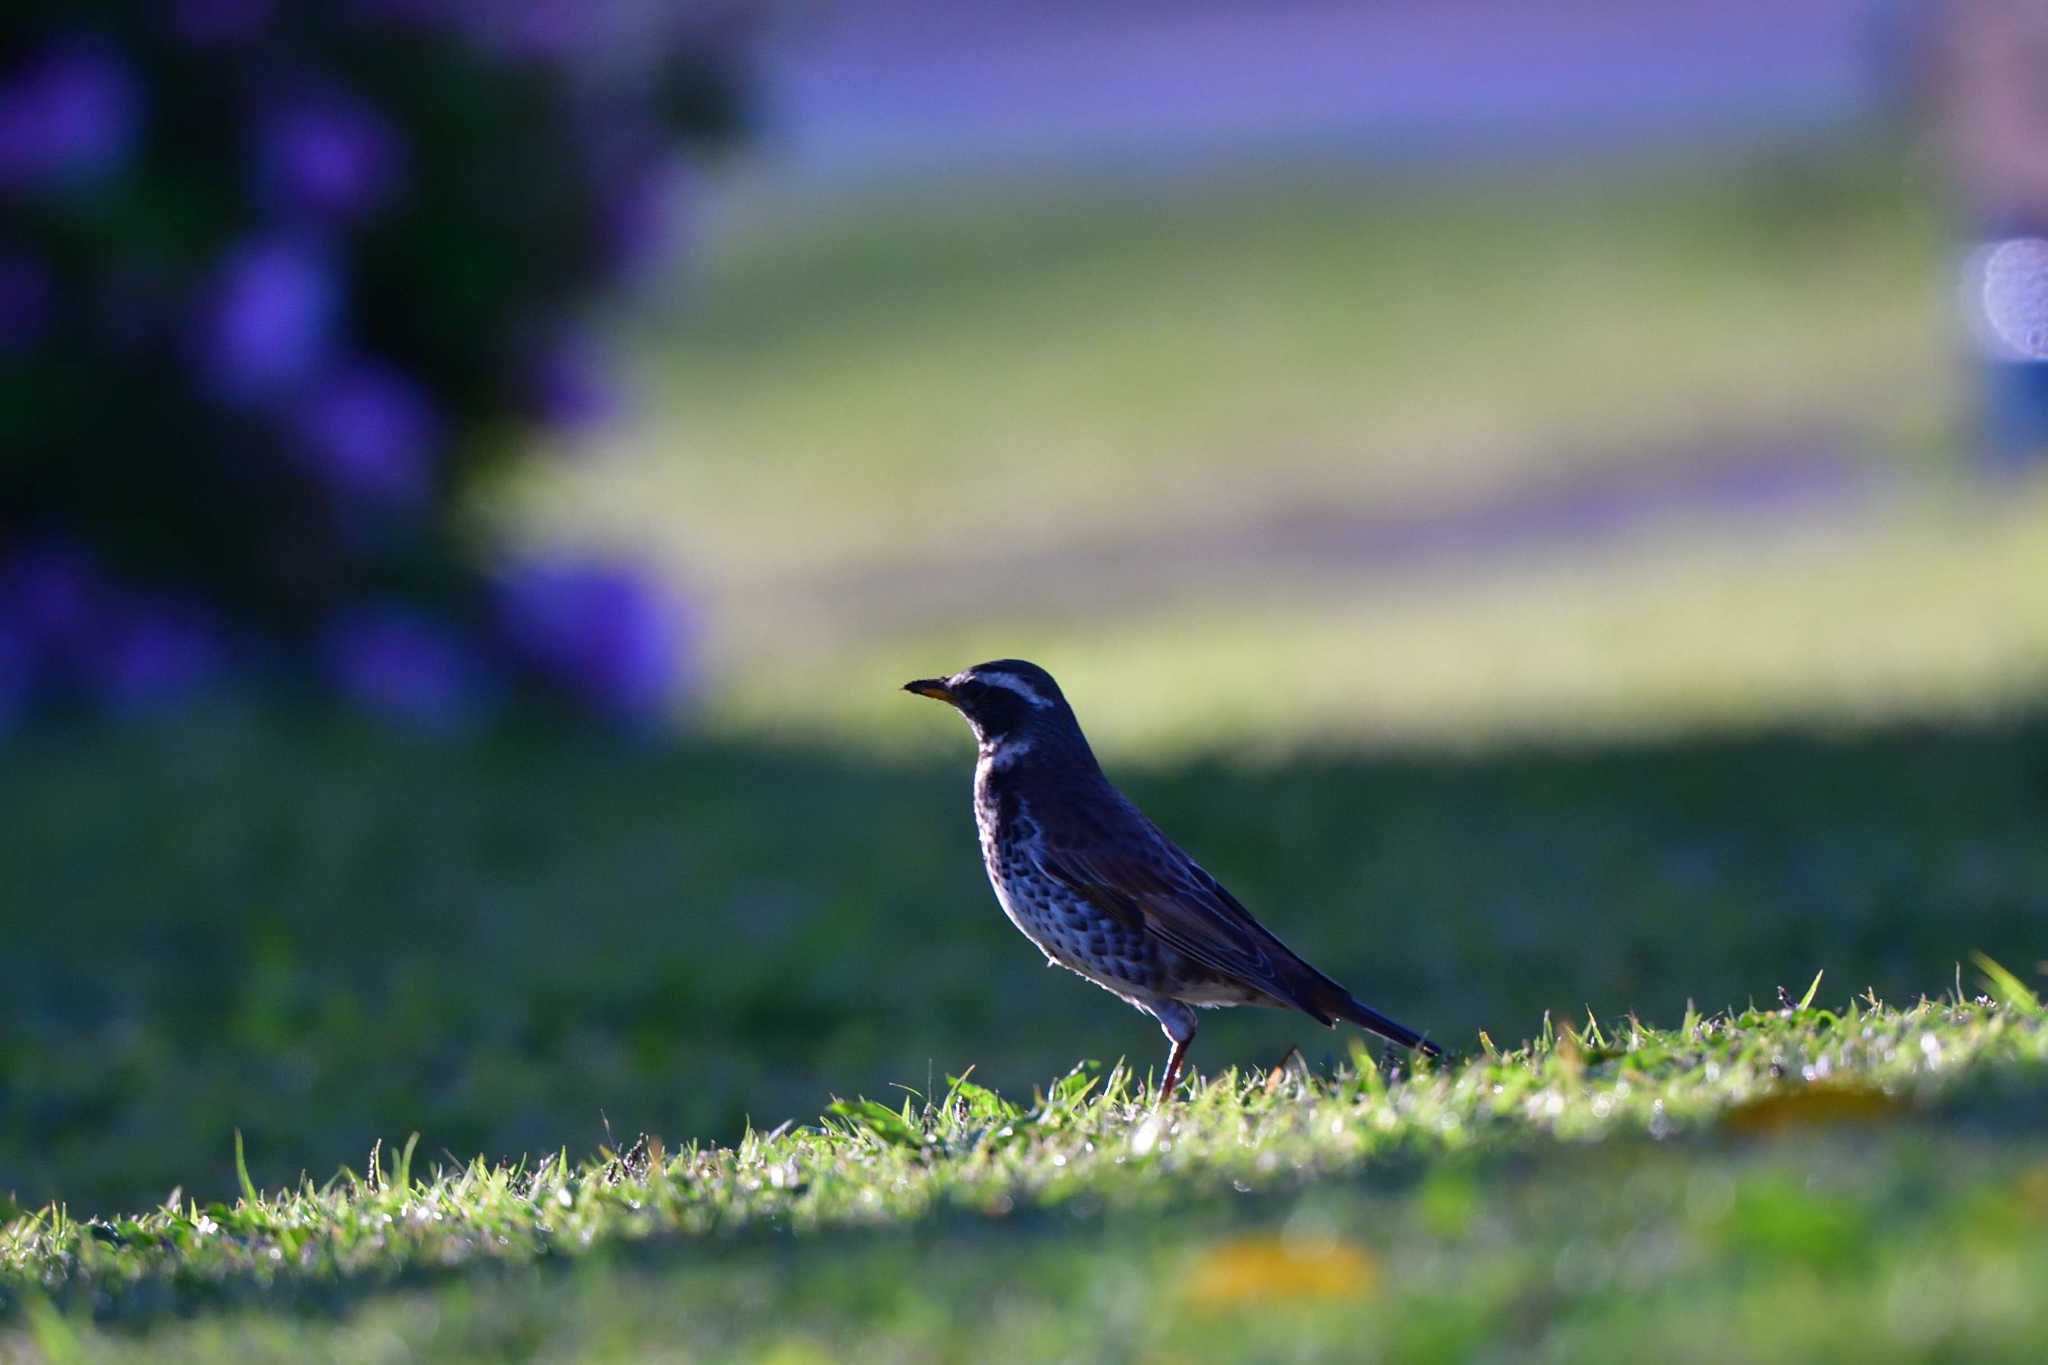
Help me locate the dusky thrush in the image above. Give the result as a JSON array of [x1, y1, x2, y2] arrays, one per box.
[[905, 659, 1442, 1095]]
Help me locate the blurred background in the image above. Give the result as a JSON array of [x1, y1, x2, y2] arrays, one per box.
[[4, 0, 2047, 1212]]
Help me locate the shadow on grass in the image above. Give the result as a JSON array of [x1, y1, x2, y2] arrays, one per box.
[[3, 707, 2045, 1212]]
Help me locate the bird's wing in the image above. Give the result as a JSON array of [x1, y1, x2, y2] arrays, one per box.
[[1029, 825, 1330, 1017]]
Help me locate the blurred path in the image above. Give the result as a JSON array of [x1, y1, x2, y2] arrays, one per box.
[[756, 0, 1889, 180], [732, 423, 1878, 639]]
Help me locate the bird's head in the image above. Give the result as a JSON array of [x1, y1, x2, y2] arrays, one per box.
[[902, 659, 1081, 752]]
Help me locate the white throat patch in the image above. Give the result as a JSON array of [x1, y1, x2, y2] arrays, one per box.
[[970, 670, 1056, 709], [979, 734, 1035, 770]]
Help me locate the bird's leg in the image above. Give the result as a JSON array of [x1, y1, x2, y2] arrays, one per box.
[[1160, 1036, 1192, 1099], [1154, 1003, 1198, 1102]]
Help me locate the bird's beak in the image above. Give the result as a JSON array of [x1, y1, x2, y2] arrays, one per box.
[[903, 677, 955, 703]]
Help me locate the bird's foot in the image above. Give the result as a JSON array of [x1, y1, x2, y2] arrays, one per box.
[[1262, 1046, 1309, 1094]]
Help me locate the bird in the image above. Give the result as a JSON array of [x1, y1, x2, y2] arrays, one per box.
[[903, 658, 1442, 1097]]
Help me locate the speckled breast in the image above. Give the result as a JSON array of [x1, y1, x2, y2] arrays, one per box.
[[979, 797, 1161, 998]]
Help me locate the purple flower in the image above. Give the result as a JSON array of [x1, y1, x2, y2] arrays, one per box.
[[598, 155, 691, 284], [351, 0, 453, 26], [0, 613, 33, 733], [82, 595, 223, 711], [292, 361, 439, 505], [0, 543, 220, 713], [323, 606, 491, 728], [0, 42, 141, 190], [357, 0, 705, 66], [258, 94, 403, 221], [497, 2, 610, 60], [0, 539, 103, 655], [522, 329, 621, 431], [197, 235, 339, 404], [496, 557, 683, 719], [0, 253, 55, 352], [170, 0, 275, 47], [406, 0, 611, 62]]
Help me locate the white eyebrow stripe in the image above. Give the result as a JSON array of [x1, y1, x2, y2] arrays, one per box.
[[969, 671, 1055, 708]]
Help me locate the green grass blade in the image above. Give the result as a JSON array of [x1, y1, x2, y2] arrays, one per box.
[[232, 1130, 258, 1207], [1972, 953, 2044, 1017], [1797, 969, 1825, 1011], [394, 1132, 420, 1193]]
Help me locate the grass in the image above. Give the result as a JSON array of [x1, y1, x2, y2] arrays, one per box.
[[7, 685, 2043, 1362], [5, 996, 2047, 1359], [489, 133, 2027, 758], [4, 707, 2047, 1220]]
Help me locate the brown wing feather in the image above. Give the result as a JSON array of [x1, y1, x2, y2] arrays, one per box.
[[1029, 823, 1339, 1022]]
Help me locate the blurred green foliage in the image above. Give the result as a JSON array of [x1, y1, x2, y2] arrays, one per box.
[[530, 137, 1948, 585]]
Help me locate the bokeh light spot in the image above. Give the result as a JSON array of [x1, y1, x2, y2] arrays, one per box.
[[1973, 237, 2048, 361]]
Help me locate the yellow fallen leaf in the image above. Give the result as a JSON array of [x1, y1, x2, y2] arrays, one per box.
[[2015, 1161, 2048, 1219], [1183, 1234, 1380, 1311], [757, 1339, 834, 1365]]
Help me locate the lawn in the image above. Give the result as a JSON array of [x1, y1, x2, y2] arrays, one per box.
[[705, 478, 2048, 755], [7, 997, 2047, 1360], [4, 693, 2045, 1362], [5, 704, 2046, 1218], [492, 134, 2025, 758]]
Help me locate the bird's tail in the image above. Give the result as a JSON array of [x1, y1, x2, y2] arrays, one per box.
[[1331, 994, 1444, 1059]]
